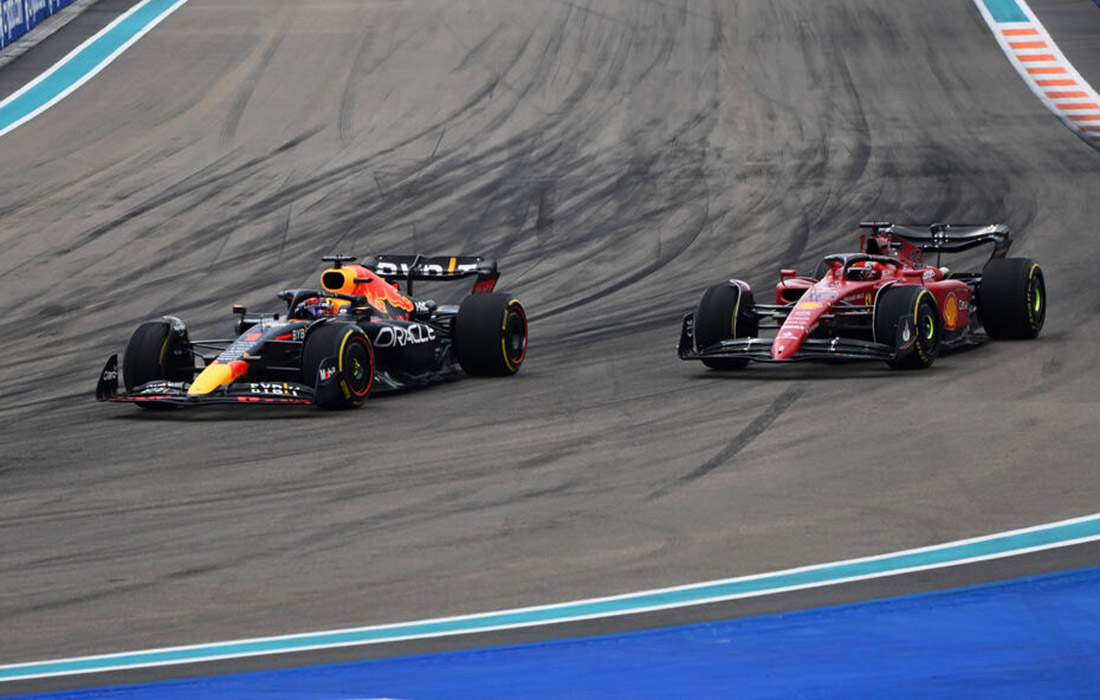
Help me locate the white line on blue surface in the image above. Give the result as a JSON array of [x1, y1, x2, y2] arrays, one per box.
[[0, 0, 193, 140], [3, 512, 1099, 682]]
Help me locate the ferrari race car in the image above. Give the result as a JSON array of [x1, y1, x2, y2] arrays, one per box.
[[96, 255, 527, 409], [679, 221, 1046, 369]]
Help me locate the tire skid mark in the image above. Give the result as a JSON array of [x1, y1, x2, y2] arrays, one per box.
[[647, 386, 805, 500], [219, 28, 288, 148], [338, 31, 374, 145]]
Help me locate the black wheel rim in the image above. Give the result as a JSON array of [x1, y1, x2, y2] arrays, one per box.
[[343, 337, 372, 397], [917, 302, 938, 359], [920, 309, 937, 344], [504, 308, 527, 366], [1028, 272, 1045, 329]]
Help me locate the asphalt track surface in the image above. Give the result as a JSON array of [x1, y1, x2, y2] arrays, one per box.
[[1, 0, 1098, 692]]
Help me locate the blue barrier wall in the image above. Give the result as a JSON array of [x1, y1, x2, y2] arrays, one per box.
[[1, 0, 75, 50]]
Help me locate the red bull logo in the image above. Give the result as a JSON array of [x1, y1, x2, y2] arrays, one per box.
[[322, 266, 416, 317], [361, 276, 415, 316]]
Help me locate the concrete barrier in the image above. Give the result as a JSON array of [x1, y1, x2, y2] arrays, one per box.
[[1, 0, 75, 50]]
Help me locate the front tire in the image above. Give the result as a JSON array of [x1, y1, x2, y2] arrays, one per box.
[[875, 286, 940, 369], [455, 293, 527, 376], [695, 281, 758, 370], [301, 324, 373, 409], [981, 258, 1045, 340], [123, 320, 194, 391]]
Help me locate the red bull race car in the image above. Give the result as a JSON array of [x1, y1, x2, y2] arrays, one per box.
[[96, 255, 527, 409], [678, 221, 1045, 369]]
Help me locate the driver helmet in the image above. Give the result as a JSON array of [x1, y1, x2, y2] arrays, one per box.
[[848, 260, 883, 281], [295, 297, 338, 319]]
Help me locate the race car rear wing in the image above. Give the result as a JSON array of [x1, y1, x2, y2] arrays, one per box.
[[358, 254, 500, 295], [860, 221, 1011, 258]]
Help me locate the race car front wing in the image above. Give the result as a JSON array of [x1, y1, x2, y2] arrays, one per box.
[[677, 313, 902, 363], [95, 354, 346, 407]]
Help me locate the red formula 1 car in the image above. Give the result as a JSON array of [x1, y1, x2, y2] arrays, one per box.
[[679, 221, 1046, 369], [96, 254, 527, 409]]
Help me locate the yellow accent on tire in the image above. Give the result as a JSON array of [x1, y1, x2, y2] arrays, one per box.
[[337, 329, 356, 401]]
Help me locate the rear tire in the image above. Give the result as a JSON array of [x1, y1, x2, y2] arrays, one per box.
[[875, 286, 940, 369], [455, 293, 527, 376], [695, 282, 758, 370], [123, 320, 194, 391], [301, 324, 373, 409], [981, 258, 1045, 340]]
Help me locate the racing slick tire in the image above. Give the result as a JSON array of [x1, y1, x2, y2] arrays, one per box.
[[875, 286, 941, 369], [695, 281, 759, 370], [981, 258, 1045, 340], [123, 320, 194, 399], [455, 293, 527, 376], [301, 323, 373, 409]]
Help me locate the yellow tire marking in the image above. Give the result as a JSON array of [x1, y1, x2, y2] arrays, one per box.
[[337, 329, 354, 400]]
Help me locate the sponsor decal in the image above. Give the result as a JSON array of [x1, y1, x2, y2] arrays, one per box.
[[219, 331, 265, 362], [798, 301, 821, 310], [374, 260, 480, 278], [373, 324, 436, 348], [249, 382, 300, 397], [362, 280, 415, 315], [275, 325, 308, 342], [865, 292, 873, 306], [805, 289, 838, 301], [472, 279, 497, 294], [944, 292, 959, 329], [102, 368, 118, 381]]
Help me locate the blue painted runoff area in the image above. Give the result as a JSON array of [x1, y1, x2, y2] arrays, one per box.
[[0, 0, 183, 134], [14, 566, 1100, 698], [6, 515, 1100, 680], [982, 0, 1029, 23]]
